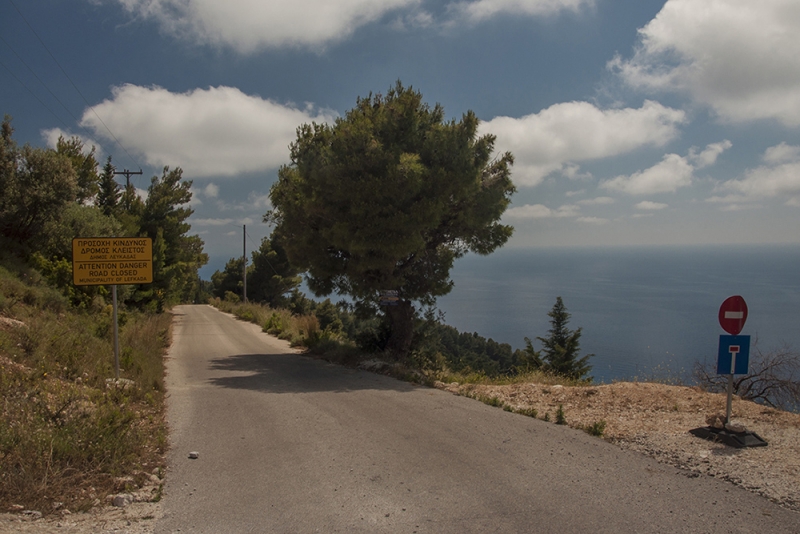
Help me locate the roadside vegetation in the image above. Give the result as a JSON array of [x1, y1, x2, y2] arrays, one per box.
[[0, 259, 171, 514], [1, 114, 203, 515]]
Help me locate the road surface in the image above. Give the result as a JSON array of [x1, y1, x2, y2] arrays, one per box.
[[155, 305, 799, 533]]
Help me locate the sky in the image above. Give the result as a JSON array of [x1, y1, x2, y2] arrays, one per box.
[[2, 0, 800, 278]]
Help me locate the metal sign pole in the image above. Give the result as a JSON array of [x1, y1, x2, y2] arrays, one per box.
[[112, 284, 120, 380], [725, 372, 734, 424]]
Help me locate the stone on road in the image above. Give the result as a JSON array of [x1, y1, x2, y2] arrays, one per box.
[[156, 305, 799, 533]]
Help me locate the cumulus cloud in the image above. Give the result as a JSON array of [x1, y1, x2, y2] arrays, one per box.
[[505, 203, 580, 219], [204, 183, 219, 198], [603, 154, 693, 195], [689, 140, 732, 168], [578, 196, 614, 205], [448, 0, 593, 22], [635, 200, 668, 210], [611, 0, 800, 126], [719, 144, 800, 200], [576, 216, 608, 224], [80, 84, 336, 178], [192, 218, 236, 227], [763, 142, 800, 164], [603, 140, 730, 195], [103, 0, 418, 52], [481, 100, 685, 186]]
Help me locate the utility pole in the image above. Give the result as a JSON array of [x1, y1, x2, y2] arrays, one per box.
[[113, 169, 143, 188], [243, 224, 247, 303]]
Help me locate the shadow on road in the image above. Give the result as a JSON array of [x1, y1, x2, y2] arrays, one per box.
[[207, 352, 419, 395]]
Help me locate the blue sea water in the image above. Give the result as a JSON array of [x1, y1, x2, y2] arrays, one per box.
[[436, 245, 800, 384]]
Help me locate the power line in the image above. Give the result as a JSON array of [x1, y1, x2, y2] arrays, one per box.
[[0, 58, 70, 130], [7, 0, 142, 169], [0, 34, 79, 127]]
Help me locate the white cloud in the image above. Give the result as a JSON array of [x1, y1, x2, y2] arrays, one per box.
[[482, 100, 685, 186], [576, 216, 608, 224], [192, 218, 236, 227], [215, 191, 272, 213], [722, 161, 800, 199], [611, 0, 800, 126], [578, 196, 614, 205], [603, 140, 729, 195], [635, 200, 668, 210], [602, 153, 693, 195], [80, 84, 336, 178], [689, 140, 732, 168], [105, 0, 418, 52], [204, 183, 219, 198], [505, 203, 579, 219], [763, 142, 800, 164], [713, 143, 800, 203], [448, 0, 593, 22]]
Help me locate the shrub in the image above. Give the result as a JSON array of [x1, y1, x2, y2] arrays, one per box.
[[585, 420, 606, 437], [555, 404, 566, 425], [694, 344, 800, 412]]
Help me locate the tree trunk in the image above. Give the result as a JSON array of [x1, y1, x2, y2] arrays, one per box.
[[385, 299, 414, 357]]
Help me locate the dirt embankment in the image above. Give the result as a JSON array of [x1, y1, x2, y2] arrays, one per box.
[[437, 380, 800, 512]]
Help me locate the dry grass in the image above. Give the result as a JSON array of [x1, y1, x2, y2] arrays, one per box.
[[0, 264, 170, 515], [210, 298, 321, 348]]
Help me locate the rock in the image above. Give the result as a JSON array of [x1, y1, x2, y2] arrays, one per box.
[[188, 451, 199, 459], [21, 510, 42, 519], [725, 421, 747, 433], [0, 316, 27, 329], [112, 494, 134, 507], [105, 378, 136, 390], [705, 413, 726, 429], [10, 504, 24, 511]]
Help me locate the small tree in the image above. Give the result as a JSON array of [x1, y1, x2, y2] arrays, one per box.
[[96, 156, 120, 217], [534, 297, 593, 381]]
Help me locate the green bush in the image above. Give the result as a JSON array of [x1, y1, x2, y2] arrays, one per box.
[[585, 420, 606, 437], [556, 404, 566, 425]]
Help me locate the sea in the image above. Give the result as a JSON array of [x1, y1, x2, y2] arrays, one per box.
[[435, 244, 800, 384]]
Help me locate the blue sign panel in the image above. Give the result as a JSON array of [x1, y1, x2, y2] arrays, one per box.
[[717, 335, 750, 375]]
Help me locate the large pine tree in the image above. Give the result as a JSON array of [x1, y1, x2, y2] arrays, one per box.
[[268, 82, 515, 356]]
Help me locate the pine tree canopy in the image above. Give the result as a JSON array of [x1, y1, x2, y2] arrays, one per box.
[[267, 82, 515, 355]]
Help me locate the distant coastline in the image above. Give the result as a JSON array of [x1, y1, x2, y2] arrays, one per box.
[[437, 243, 800, 383]]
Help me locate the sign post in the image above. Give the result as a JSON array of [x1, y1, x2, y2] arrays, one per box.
[[689, 295, 766, 448], [72, 237, 153, 379], [717, 295, 750, 424]]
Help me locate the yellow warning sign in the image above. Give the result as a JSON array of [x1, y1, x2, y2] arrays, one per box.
[[72, 237, 153, 286]]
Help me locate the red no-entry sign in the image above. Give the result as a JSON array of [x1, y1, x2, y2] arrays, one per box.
[[719, 295, 748, 335]]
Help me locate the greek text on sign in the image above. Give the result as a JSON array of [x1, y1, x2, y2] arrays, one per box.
[[72, 237, 153, 286]]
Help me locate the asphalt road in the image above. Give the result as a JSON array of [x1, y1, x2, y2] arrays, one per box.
[[155, 305, 799, 533]]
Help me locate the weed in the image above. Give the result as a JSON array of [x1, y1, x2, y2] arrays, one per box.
[[585, 420, 606, 437], [555, 404, 566, 425], [543, 412, 551, 422], [514, 407, 538, 418]]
